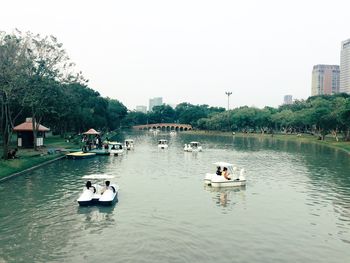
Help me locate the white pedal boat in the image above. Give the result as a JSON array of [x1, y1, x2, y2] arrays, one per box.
[[108, 142, 124, 156], [77, 174, 119, 206], [205, 162, 246, 187], [158, 139, 168, 149], [184, 141, 203, 152], [124, 139, 134, 150]]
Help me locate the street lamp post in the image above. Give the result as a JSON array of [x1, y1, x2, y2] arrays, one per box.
[[225, 91, 232, 110]]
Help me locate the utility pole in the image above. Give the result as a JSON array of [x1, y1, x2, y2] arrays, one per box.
[[225, 91, 232, 110]]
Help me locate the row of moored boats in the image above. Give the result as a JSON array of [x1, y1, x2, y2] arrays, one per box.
[[67, 139, 134, 159]]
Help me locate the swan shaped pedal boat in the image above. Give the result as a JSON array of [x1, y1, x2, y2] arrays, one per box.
[[77, 174, 119, 206], [204, 162, 246, 187], [158, 139, 168, 149], [184, 142, 203, 152], [124, 139, 134, 150]]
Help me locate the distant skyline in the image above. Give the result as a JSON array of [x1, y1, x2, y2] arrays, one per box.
[[1, 0, 349, 110]]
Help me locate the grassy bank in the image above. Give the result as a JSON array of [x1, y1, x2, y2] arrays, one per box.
[[187, 130, 350, 155], [0, 136, 78, 180]]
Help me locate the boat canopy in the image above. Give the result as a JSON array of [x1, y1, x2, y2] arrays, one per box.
[[158, 139, 167, 142], [213, 161, 233, 167], [108, 141, 122, 145], [82, 174, 115, 180]]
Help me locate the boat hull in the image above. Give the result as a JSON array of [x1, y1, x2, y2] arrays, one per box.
[[77, 185, 119, 206], [184, 146, 202, 152], [210, 179, 246, 188], [204, 173, 246, 187], [89, 149, 110, 155], [99, 193, 118, 206], [158, 145, 168, 149], [66, 152, 96, 159], [110, 150, 124, 156]]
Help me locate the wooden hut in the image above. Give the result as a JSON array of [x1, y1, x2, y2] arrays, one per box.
[[13, 118, 50, 148]]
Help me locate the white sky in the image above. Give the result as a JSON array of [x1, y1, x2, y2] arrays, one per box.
[[1, 0, 349, 110]]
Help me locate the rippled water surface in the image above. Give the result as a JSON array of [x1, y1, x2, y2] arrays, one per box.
[[1, 133, 350, 263]]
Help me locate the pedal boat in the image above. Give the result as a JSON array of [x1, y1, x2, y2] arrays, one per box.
[[77, 174, 119, 206], [124, 139, 134, 150], [204, 162, 246, 187], [108, 142, 124, 156], [158, 139, 168, 149], [184, 141, 203, 152], [66, 151, 96, 159]]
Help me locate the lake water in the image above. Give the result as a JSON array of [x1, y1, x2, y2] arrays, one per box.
[[0, 132, 350, 263]]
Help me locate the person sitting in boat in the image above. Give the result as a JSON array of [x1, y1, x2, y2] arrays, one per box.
[[85, 181, 96, 193], [222, 167, 231, 180], [102, 180, 116, 193], [216, 166, 222, 176], [111, 145, 116, 150]]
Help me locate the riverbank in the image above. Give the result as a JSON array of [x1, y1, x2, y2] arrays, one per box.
[[0, 136, 75, 180], [187, 130, 350, 155]]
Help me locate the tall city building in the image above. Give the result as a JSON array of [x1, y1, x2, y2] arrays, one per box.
[[135, 105, 147, 113], [340, 38, 350, 93], [149, 97, 163, 111], [283, 95, 293, 105], [311, 64, 340, 96]]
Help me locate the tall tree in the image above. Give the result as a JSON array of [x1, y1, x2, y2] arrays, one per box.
[[22, 32, 77, 150], [0, 31, 30, 159]]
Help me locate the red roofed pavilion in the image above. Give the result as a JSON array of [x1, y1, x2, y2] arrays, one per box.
[[83, 128, 100, 135], [13, 118, 50, 148]]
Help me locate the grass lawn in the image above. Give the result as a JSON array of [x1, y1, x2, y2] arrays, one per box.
[[0, 135, 81, 180]]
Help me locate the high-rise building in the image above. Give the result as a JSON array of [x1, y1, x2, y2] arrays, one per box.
[[283, 95, 293, 105], [149, 97, 163, 111], [135, 105, 147, 113], [311, 64, 340, 96], [340, 38, 350, 93]]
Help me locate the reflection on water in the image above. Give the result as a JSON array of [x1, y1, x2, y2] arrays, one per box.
[[77, 206, 116, 222], [204, 185, 246, 209], [0, 132, 350, 263]]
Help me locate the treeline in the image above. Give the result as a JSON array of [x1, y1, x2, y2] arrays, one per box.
[[197, 94, 350, 141], [126, 94, 350, 141], [0, 31, 127, 158], [123, 103, 225, 127]]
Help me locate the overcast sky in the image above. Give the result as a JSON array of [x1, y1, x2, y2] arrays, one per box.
[[1, 0, 349, 110]]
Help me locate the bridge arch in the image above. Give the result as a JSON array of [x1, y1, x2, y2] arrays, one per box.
[[133, 123, 192, 131]]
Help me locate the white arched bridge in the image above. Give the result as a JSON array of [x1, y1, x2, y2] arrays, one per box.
[[133, 123, 192, 131]]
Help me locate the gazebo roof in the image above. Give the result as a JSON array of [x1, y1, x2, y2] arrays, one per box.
[[13, 119, 50, 132], [83, 128, 100, 135]]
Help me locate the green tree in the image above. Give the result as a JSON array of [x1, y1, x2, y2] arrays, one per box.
[[0, 31, 31, 159], [106, 98, 128, 130], [149, 104, 175, 123], [22, 32, 75, 150]]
